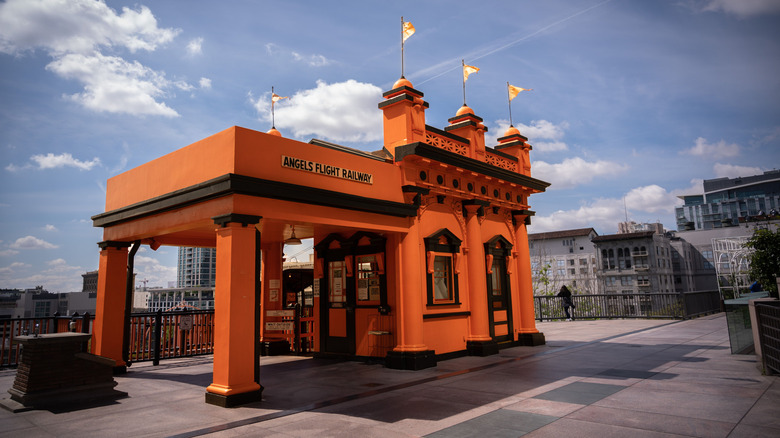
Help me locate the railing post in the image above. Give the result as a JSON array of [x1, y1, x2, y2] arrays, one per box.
[[153, 309, 162, 366], [81, 312, 91, 334], [679, 292, 688, 320], [52, 312, 60, 333]]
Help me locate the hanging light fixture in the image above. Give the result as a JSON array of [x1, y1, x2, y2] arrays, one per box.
[[285, 225, 302, 245]]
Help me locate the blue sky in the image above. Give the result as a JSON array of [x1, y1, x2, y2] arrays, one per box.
[[1, 0, 779, 292]]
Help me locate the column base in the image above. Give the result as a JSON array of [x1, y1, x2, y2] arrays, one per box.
[[205, 387, 263, 408], [517, 332, 546, 346], [385, 350, 437, 370], [466, 340, 499, 356]]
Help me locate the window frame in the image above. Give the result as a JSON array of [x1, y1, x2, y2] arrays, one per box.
[[424, 229, 462, 306]]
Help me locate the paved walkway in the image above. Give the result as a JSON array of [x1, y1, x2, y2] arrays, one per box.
[[1, 314, 778, 437]]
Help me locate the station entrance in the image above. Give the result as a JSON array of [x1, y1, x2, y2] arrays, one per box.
[[91, 75, 549, 407]]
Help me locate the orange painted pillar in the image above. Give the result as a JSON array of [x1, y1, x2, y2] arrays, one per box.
[[93, 241, 130, 371], [385, 217, 436, 370], [206, 214, 263, 407], [463, 201, 498, 356], [513, 212, 545, 346]]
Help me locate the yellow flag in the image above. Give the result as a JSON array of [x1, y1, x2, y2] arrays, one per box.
[[271, 93, 288, 104], [402, 21, 415, 42], [508, 84, 532, 101], [463, 64, 479, 82]]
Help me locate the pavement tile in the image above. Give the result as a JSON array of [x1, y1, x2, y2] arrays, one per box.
[[726, 423, 780, 438], [503, 398, 585, 417], [566, 405, 734, 437], [425, 409, 557, 437], [593, 386, 754, 423], [523, 417, 687, 438], [532, 382, 625, 405]]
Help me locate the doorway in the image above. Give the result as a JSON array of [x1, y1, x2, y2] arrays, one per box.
[[485, 236, 514, 343]]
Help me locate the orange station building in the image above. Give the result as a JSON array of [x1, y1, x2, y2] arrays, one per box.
[[91, 77, 550, 407]]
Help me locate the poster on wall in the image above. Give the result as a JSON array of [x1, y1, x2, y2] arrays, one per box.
[[269, 289, 279, 302]]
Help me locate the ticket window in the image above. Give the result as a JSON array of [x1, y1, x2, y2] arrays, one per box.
[[328, 261, 347, 308], [356, 255, 382, 305]]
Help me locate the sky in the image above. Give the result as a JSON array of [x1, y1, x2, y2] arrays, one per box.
[[1, 0, 779, 292]]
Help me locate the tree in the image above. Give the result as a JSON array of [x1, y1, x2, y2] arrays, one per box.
[[745, 227, 780, 298]]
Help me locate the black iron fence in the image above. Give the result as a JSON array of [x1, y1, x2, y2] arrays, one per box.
[[755, 301, 780, 375], [1, 313, 94, 367], [534, 291, 722, 321], [0, 310, 214, 368]]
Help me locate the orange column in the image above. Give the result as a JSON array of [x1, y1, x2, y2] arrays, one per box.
[[385, 217, 436, 370], [93, 241, 130, 372], [463, 202, 498, 356], [206, 214, 263, 407], [513, 212, 545, 346]]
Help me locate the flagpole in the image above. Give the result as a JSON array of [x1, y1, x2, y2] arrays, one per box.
[[507, 82, 514, 126], [401, 17, 405, 78], [462, 60, 467, 106], [271, 86, 275, 128]]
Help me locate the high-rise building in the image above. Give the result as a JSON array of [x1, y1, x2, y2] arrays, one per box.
[[676, 170, 780, 231], [177, 247, 216, 288]]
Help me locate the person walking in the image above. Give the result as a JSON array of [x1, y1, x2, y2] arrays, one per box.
[[557, 285, 575, 321]]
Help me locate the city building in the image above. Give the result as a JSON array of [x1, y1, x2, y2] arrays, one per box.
[[670, 219, 780, 298], [528, 228, 599, 295], [177, 247, 216, 288], [0, 286, 96, 318], [91, 76, 549, 406], [592, 231, 675, 294], [81, 270, 98, 293], [618, 221, 664, 234], [676, 170, 780, 231]]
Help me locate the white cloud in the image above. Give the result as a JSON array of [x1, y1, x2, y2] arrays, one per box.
[[9, 235, 58, 249], [0, 0, 179, 56], [683, 137, 740, 159], [0, 262, 29, 273], [199, 77, 212, 89], [713, 163, 764, 178], [47, 52, 181, 117], [44, 224, 58, 232], [530, 197, 625, 233], [252, 80, 383, 143], [0, 249, 20, 257], [30, 152, 101, 170], [624, 185, 678, 214], [134, 255, 177, 287], [292, 51, 331, 67], [0, 0, 183, 117], [487, 119, 569, 152], [186, 37, 203, 55], [532, 157, 629, 189], [698, 0, 780, 17]]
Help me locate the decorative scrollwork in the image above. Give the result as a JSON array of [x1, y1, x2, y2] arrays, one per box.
[[425, 132, 468, 156], [485, 151, 517, 172]]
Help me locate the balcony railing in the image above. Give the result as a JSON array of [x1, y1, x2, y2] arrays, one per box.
[[424, 131, 468, 156], [485, 150, 518, 172], [533, 290, 721, 321]]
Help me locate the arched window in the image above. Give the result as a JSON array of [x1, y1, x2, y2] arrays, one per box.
[[424, 229, 462, 305]]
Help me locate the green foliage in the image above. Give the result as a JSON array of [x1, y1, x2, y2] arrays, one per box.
[[533, 263, 556, 296], [745, 228, 780, 298]]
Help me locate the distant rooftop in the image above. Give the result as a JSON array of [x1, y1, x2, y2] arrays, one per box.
[[528, 228, 597, 241]]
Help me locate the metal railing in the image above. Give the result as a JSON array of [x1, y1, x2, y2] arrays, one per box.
[[534, 290, 722, 321], [1, 313, 94, 367], [128, 309, 215, 365], [755, 301, 780, 375]]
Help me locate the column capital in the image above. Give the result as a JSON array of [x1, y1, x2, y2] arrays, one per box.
[[212, 214, 262, 228], [463, 199, 490, 217], [97, 241, 132, 250]]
